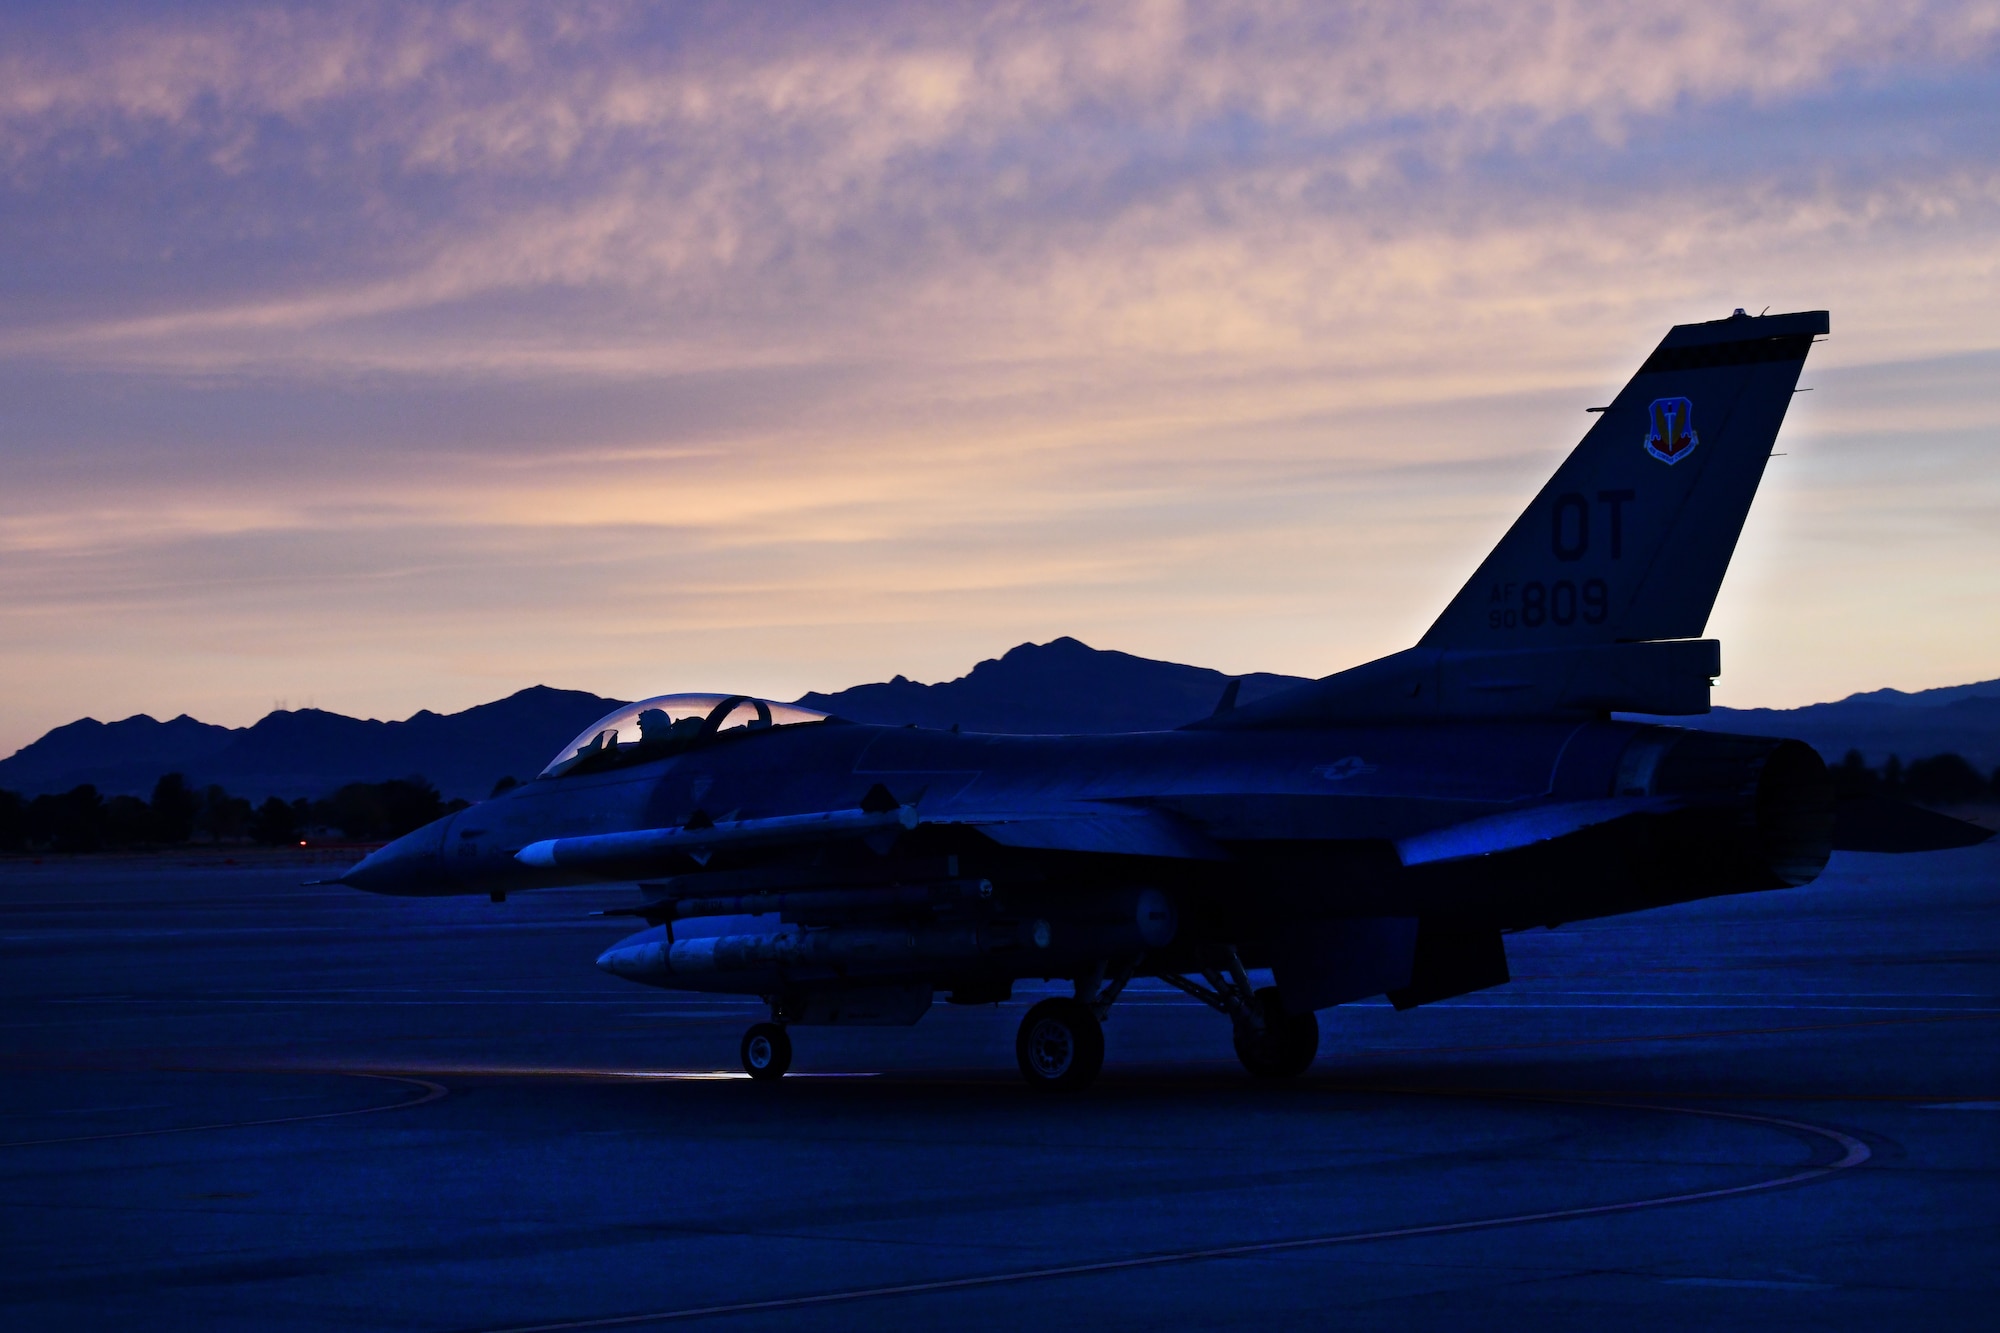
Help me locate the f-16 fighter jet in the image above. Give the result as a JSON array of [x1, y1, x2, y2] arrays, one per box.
[[338, 308, 1989, 1089]]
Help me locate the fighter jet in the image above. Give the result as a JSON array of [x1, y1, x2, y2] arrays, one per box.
[[338, 308, 1989, 1089]]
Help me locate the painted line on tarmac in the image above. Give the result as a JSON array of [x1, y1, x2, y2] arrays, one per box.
[[265, 1063, 880, 1082], [1358, 1007, 1995, 1059], [599, 1071, 879, 1081], [1332, 1081, 2000, 1105], [515, 1069, 878, 1081], [469, 1097, 1870, 1333], [0, 1073, 446, 1148], [1352, 1002, 2000, 1012]]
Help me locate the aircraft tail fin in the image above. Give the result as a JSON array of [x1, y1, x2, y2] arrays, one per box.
[[1196, 309, 1826, 730], [1420, 308, 1827, 649]]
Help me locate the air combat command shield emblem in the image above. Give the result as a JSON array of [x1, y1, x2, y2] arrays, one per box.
[[1644, 396, 1699, 464]]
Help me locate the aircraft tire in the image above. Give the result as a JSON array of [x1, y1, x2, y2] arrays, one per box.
[[1015, 998, 1104, 1091], [741, 1022, 792, 1081], [1233, 987, 1318, 1079]]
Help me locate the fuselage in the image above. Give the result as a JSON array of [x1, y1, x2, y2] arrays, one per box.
[[348, 717, 1626, 890], [344, 715, 1825, 957]]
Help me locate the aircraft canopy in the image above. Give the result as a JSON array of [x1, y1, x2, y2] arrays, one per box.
[[540, 694, 831, 778]]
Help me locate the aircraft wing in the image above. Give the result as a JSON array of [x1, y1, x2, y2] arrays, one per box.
[[927, 803, 1230, 860]]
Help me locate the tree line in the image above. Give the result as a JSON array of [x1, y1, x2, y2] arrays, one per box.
[[0, 773, 474, 854], [0, 750, 1992, 856], [1830, 750, 2000, 805]]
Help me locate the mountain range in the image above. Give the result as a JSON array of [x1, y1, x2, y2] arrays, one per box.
[[0, 687, 624, 806], [2, 636, 1994, 802], [1632, 682, 2000, 776]]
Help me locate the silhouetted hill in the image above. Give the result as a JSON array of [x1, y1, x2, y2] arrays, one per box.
[[0, 713, 237, 796], [0, 687, 625, 803], [798, 637, 1309, 734], [1637, 678, 2000, 771], [6, 644, 1996, 803], [0, 641, 1301, 801]]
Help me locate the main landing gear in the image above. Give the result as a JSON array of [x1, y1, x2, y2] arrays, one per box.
[[740, 1021, 792, 1081], [1232, 988, 1318, 1079], [735, 947, 1313, 1088], [1160, 948, 1319, 1079]]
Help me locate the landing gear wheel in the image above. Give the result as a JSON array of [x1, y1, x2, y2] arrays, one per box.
[[1232, 987, 1318, 1079], [1015, 998, 1105, 1091], [741, 1022, 792, 1081]]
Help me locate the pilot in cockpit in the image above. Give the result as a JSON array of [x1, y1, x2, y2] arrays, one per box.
[[638, 707, 703, 748]]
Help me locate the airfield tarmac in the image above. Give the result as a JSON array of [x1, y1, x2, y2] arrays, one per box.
[[1, 845, 1995, 1331]]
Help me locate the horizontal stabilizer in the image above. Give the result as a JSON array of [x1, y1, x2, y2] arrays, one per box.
[[1395, 796, 1680, 867], [1831, 796, 1994, 853]]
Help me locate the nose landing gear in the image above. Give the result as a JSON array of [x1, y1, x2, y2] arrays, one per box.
[[740, 1022, 792, 1080], [1012, 955, 1143, 1091]]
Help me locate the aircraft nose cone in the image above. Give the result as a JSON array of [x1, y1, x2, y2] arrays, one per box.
[[336, 822, 450, 895]]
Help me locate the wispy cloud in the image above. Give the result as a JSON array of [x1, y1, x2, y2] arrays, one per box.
[[2, 1, 1998, 747]]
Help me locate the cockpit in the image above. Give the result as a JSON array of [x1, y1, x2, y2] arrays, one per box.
[[538, 694, 832, 779]]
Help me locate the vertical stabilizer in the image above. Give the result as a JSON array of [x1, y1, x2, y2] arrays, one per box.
[[1419, 310, 1827, 650], [1197, 309, 1829, 729]]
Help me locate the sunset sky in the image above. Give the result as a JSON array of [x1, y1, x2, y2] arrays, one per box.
[[3, 1, 1998, 752]]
